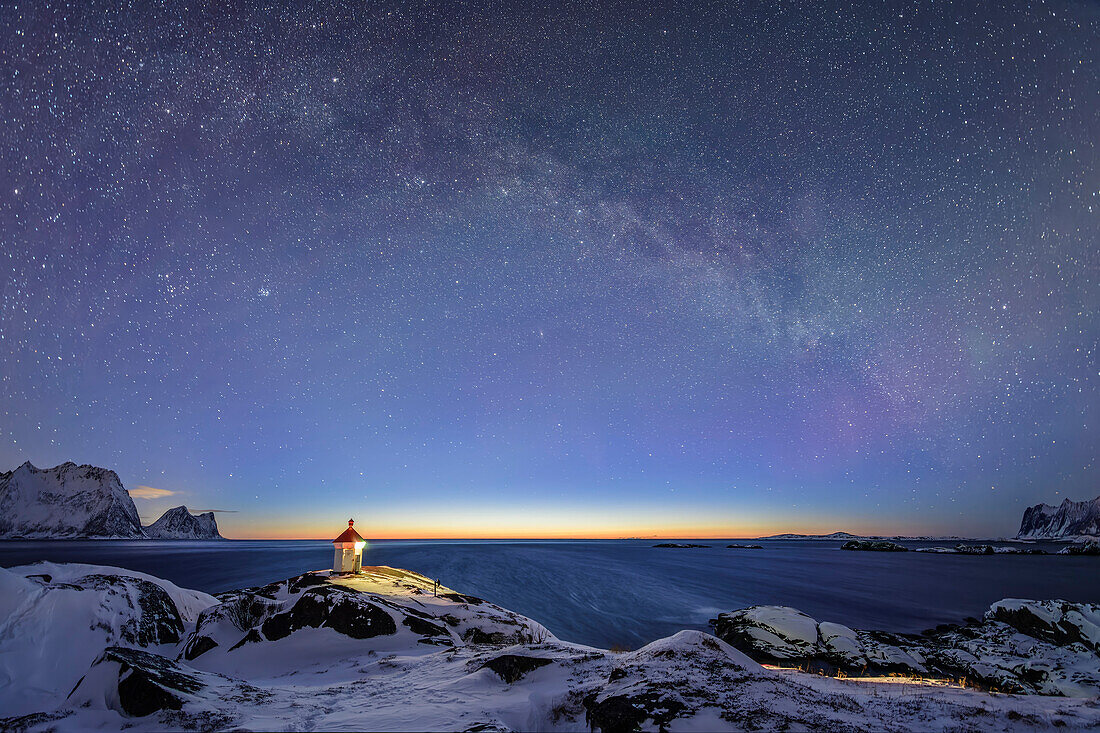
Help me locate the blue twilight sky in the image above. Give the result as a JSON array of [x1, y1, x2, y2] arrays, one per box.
[[1, 0, 1096, 538]]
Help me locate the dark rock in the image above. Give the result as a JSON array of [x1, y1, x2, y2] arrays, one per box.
[[258, 587, 396, 641], [74, 574, 184, 645], [0, 711, 71, 732], [403, 615, 449, 637], [1060, 542, 1100, 556], [325, 596, 397, 639], [118, 669, 184, 716], [182, 635, 218, 660], [987, 602, 1095, 650], [481, 654, 552, 683], [608, 667, 627, 682], [711, 599, 1100, 695], [955, 544, 995, 555], [260, 591, 327, 640], [726, 544, 763, 549], [288, 572, 329, 592], [25, 574, 51, 583], [259, 611, 293, 641], [229, 628, 264, 650], [463, 628, 508, 644], [97, 647, 203, 717], [441, 592, 484, 605], [841, 540, 907, 552], [584, 692, 686, 733]]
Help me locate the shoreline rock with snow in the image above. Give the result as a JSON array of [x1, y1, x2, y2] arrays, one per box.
[[1, 563, 1099, 731], [914, 544, 1050, 555], [841, 539, 907, 552], [710, 599, 1100, 697]]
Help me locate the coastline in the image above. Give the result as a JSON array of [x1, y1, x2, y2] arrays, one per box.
[[1, 561, 1098, 731]]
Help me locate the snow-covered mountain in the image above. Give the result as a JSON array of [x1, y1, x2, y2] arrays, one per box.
[[1017, 496, 1100, 539], [759, 531, 859, 540], [0, 461, 145, 538], [144, 506, 222, 539]]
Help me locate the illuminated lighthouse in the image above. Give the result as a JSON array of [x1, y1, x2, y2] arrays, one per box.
[[332, 518, 365, 573]]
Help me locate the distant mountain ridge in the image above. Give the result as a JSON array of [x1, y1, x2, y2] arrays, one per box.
[[144, 505, 222, 539], [1017, 496, 1100, 540], [759, 531, 859, 540], [756, 531, 973, 541], [0, 461, 225, 539]]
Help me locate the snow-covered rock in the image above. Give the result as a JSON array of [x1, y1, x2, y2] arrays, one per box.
[[1018, 496, 1100, 539], [0, 462, 145, 538], [914, 544, 1048, 554], [0, 563, 217, 719], [1059, 541, 1100, 555], [760, 531, 860, 540], [178, 565, 552, 677], [712, 598, 1100, 696], [143, 506, 222, 539], [3, 564, 1100, 731], [841, 539, 907, 551]]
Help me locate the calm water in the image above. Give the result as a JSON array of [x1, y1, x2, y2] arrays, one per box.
[[2, 539, 1096, 648]]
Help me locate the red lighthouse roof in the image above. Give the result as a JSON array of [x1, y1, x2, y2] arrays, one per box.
[[333, 518, 365, 544]]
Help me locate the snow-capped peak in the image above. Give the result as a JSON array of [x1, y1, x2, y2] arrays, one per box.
[[1018, 495, 1100, 539], [0, 461, 145, 539], [144, 505, 223, 539]]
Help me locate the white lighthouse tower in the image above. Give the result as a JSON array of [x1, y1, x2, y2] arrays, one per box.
[[332, 518, 365, 573]]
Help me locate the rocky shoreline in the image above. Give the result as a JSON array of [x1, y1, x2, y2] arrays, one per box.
[[842, 539, 1100, 555], [711, 599, 1100, 696], [1, 562, 1098, 731]]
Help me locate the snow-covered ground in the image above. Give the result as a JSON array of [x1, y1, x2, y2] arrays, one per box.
[[1, 563, 1098, 732]]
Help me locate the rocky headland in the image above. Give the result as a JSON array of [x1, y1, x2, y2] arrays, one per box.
[[1, 562, 1098, 732]]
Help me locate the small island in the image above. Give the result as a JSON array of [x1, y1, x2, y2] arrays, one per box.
[[841, 540, 908, 552]]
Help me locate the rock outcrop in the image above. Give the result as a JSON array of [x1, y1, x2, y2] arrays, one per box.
[[914, 544, 1048, 555], [4, 563, 1100, 731], [711, 599, 1100, 696], [841, 540, 907, 552], [1060, 542, 1100, 555]]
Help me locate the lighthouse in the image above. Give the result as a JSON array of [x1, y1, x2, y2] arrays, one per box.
[[332, 518, 365, 573]]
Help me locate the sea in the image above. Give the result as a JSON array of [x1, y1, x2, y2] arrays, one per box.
[[2, 538, 1097, 649]]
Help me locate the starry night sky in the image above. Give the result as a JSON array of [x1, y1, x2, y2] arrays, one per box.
[[1, 1, 1096, 538]]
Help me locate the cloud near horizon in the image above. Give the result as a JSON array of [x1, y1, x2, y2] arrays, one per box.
[[129, 485, 179, 499]]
